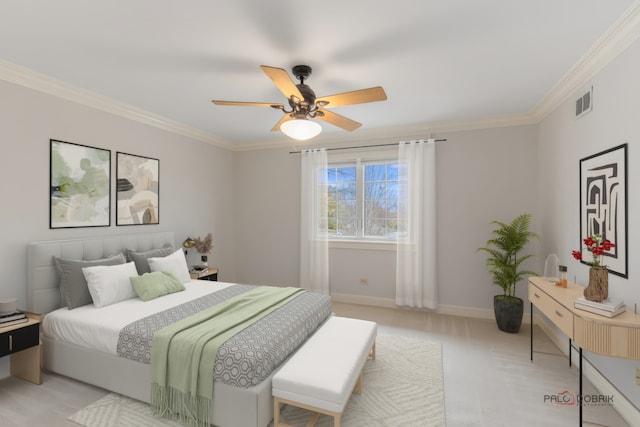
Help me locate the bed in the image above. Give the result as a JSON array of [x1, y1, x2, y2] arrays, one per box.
[[26, 232, 332, 427]]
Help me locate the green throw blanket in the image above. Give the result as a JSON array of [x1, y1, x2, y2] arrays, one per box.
[[151, 286, 305, 426]]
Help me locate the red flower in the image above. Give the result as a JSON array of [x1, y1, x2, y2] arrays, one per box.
[[573, 234, 614, 267], [601, 240, 615, 251]]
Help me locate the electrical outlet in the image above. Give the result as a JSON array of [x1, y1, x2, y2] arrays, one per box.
[[636, 367, 640, 386], [360, 278, 369, 285]]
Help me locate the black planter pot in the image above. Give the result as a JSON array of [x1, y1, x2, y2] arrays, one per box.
[[493, 295, 524, 333]]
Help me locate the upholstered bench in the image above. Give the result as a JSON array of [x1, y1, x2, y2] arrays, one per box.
[[272, 316, 377, 427]]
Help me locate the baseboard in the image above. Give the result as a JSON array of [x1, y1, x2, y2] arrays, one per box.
[[534, 314, 640, 426], [331, 293, 397, 309], [329, 293, 530, 323]]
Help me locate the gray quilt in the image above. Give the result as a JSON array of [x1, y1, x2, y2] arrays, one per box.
[[116, 285, 331, 387]]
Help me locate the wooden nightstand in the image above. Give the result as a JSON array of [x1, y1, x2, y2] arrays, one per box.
[[190, 267, 218, 281], [0, 313, 42, 384]]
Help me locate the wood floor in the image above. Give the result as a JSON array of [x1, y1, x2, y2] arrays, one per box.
[[0, 302, 631, 426]]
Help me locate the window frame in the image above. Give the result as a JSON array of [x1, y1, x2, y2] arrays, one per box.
[[325, 149, 400, 246]]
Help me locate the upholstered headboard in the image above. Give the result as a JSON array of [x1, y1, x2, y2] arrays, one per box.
[[26, 232, 175, 314]]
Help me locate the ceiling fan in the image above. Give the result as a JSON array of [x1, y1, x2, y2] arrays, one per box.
[[211, 65, 387, 140]]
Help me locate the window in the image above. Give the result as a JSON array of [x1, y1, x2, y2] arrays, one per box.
[[323, 158, 403, 240]]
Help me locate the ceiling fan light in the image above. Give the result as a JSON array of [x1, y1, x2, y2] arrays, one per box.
[[280, 119, 322, 141]]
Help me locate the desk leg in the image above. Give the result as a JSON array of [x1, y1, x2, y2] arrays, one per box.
[[569, 338, 572, 367], [579, 346, 583, 427], [530, 302, 533, 361]]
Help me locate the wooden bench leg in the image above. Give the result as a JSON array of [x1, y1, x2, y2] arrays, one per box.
[[353, 371, 362, 395], [306, 412, 320, 427], [274, 397, 281, 426]]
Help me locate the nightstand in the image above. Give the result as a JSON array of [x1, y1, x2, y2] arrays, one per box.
[[190, 267, 218, 281], [0, 313, 42, 384]]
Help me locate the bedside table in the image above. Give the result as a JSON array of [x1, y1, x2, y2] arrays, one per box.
[[0, 313, 42, 384], [190, 267, 218, 281]]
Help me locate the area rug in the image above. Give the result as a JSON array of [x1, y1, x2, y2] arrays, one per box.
[[68, 334, 445, 427]]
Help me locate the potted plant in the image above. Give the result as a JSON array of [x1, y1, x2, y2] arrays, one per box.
[[478, 213, 538, 333]]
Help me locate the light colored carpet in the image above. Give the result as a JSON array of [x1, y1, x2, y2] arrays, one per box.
[[68, 334, 445, 427]]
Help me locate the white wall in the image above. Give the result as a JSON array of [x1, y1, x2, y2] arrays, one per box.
[[0, 79, 237, 374], [233, 147, 301, 287], [538, 37, 640, 407], [233, 125, 540, 312]]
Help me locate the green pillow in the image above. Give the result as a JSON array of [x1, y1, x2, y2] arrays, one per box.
[[131, 271, 185, 301]]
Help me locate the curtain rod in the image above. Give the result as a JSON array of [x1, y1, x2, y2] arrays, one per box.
[[288, 138, 447, 154]]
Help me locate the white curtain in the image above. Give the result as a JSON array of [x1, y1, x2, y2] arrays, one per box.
[[396, 139, 437, 308], [300, 149, 329, 294]]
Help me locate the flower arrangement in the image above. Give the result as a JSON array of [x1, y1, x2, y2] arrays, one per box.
[[571, 234, 615, 267], [194, 233, 213, 255]]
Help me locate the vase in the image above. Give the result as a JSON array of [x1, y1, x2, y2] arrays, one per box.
[[584, 266, 608, 302], [201, 255, 208, 267]]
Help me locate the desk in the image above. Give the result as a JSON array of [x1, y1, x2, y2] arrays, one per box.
[[529, 276, 640, 425]]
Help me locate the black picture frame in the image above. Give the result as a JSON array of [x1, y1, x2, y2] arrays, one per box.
[[579, 143, 628, 278], [50, 139, 111, 229], [116, 152, 159, 225]]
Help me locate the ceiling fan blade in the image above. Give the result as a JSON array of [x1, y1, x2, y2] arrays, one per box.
[[211, 100, 284, 109], [316, 86, 387, 108], [316, 110, 361, 131], [271, 114, 294, 132], [260, 65, 304, 100]]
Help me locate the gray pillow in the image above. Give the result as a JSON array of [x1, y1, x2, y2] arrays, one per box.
[[54, 253, 126, 309], [125, 245, 174, 275]]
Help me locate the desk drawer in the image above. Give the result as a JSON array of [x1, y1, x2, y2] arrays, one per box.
[[530, 285, 574, 337]]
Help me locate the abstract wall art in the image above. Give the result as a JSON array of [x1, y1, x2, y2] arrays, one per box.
[[116, 152, 159, 225], [50, 139, 111, 228], [579, 143, 628, 277]]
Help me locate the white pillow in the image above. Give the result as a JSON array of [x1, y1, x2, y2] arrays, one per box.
[[147, 248, 191, 284], [82, 262, 139, 308]]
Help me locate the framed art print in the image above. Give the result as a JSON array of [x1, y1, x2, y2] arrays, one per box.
[[579, 143, 628, 277], [116, 152, 159, 225], [50, 139, 111, 228]]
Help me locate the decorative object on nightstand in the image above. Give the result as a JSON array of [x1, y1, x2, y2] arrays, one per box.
[[0, 298, 27, 327], [194, 233, 213, 267]]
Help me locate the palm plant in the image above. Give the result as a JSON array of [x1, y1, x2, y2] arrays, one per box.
[[478, 213, 538, 299]]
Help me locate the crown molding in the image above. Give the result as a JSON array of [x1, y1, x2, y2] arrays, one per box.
[[0, 60, 235, 151], [531, 1, 640, 122]]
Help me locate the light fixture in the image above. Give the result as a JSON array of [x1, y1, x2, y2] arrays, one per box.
[[182, 237, 196, 254], [280, 119, 322, 141]]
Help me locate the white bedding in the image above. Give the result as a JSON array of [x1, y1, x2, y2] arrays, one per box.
[[42, 280, 235, 356]]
